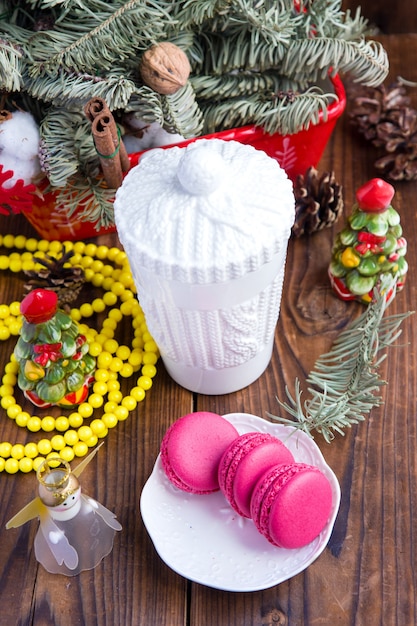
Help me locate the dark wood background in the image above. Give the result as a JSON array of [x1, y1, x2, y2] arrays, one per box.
[[0, 4, 416, 625]]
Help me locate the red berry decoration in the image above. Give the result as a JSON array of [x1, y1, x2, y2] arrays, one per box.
[[355, 178, 395, 213], [328, 179, 407, 304], [20, 289, 58, 324]]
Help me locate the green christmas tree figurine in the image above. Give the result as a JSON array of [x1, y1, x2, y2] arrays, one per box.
[[15, 289, 96, 408], [328, 178, 407, 303]]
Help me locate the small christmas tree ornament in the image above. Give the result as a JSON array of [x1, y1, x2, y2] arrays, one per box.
[[6, 446, 122, 576], [292, 167, 343, 237], [139, 42, 191, 95], [328, 178, 407, 303], [14, 289, 96, 408]]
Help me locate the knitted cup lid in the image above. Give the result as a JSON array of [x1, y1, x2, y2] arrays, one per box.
[[115, 139, 295, 284]]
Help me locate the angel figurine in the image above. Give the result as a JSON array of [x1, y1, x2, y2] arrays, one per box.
[[6, 445, 122, 576]]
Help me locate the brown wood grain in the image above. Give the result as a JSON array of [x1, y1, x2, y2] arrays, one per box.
[[0, 33, 416, 626]]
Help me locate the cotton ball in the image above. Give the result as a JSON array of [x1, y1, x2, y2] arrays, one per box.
[[122, 118, 185, 153], [0, 111, 40, 161], [0, 152, 40, 187]]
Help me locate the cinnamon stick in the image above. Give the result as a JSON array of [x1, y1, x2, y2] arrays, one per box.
[[84, 97, 130, 189]]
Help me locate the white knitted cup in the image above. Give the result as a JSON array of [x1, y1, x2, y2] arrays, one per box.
[[115, 139, 294, 394]]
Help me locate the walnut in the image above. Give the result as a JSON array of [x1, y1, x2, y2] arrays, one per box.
[[139, 42, 191, 95]]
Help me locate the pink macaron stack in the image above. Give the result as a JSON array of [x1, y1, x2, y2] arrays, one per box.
[[159, 411, 333, 549]]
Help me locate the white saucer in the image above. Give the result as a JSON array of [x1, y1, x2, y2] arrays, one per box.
[[140, 412, 341, 592]]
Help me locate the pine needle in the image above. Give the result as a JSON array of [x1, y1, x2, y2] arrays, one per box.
[[268, 278, 414, 442]]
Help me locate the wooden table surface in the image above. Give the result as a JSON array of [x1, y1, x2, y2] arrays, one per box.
[[0, 34, 416, 626]]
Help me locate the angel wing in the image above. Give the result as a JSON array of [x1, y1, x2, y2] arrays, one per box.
[[72, 442, 104, 478], [6, 496, 44, 529], [85, 496, 122, 531]]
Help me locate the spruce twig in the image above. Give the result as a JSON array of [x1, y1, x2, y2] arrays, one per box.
[[268, 279, 414, 442]]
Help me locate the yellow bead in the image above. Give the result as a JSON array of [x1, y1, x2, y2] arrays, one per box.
[[142, 352, 158, 365], [0, 442, 12, 458], [91, 260, 104, 273], [48, 240, 62, 253], [95, 368, 110, 382], [142, 364, 157, 378], [108, 390, 122, 404], [41, 416, 56, 432], [93, 381, 108, 396], [89, 341, 103, 357], [104, 338, 118, 354], [25, 237, 39, 252], [108, 308, 123, 322], [8, 321, 21, 335], [27, 416, 42, 432], [102, 318, 117, 330], [104, 401, 118, 414], [78, 426, 93, 442], [0, 326, 10, 341], [24, 443, 39, 459], [0, 458, 5, 471], [60, 447, 75, 463], [37, 439, 53, 455], [96, 245, 109, 259], [111, 281, 125, 296], [84, 243, 97, 257], [88, 393, 104, 409], [100, 327, 114, 339], [1, 395, 16, 409], [1, 381, 16, 395], [64, 430, 79, 446], [7, 403, 21, 419], [2, 373, 17, 385], [73, 441, 88, 457], [11, 444, 25, 460], [92, 298, 106, 313], [144, 340, 158, 353], [120, 300, 133, 316], [19, 457, 33, 473], [51, 435, 66, 451], [13, 234, 26, 248], [33, 457, 46, 471], [116, 345, 131, 360], [5, 458, 19, 474], [103, 291, 117, 306], [9, 258, 22, 272], [138, 375, 153, 391], [55, 416, 70, 432], [70, 308, 82, 322], [9, 301, 21, 316], [0, 304, 10, 319], [122, 396, 137, 411], [106, 380, 120, 392], [109, 357, 123, 372], [68, 412, 84, 428], [78, 403, 93, 418], [84, 268, 94, 281], [91, 273, 104, 287], [79, 302, 94, 318], [129, 350, 143, 367], [131, 386, 146, 403], [120, 363, 134, 378], [103, 413, 118, 429], [90, 419, 107, 436], [114, 406, 129, 421], [86, 435, 98, 447], [97, 351, 113, 369]]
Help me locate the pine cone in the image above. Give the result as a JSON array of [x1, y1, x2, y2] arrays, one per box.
[[349, 80, 417, 181], [292, 167, 343, 237], [24, 248, 85, 308]]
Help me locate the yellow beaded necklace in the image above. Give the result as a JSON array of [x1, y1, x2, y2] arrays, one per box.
[[0, 233, 158, 474]]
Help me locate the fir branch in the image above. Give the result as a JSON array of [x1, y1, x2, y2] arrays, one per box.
[[0, 38, 24, 92], [191, 70, 296, 101], [161, 81, 204, 138], [283, 38, 389, 87], [24, 66, 138, 109], [55, 175, 115, 229], [199, 87, 336, 135], [268, 280, 414, 442], [27, 0, 176, 76]]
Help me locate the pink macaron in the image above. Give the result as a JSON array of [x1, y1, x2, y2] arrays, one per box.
[[218, 432, 295, 517], [160, 412, 239, 494], [250, 462, 333, 549]]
